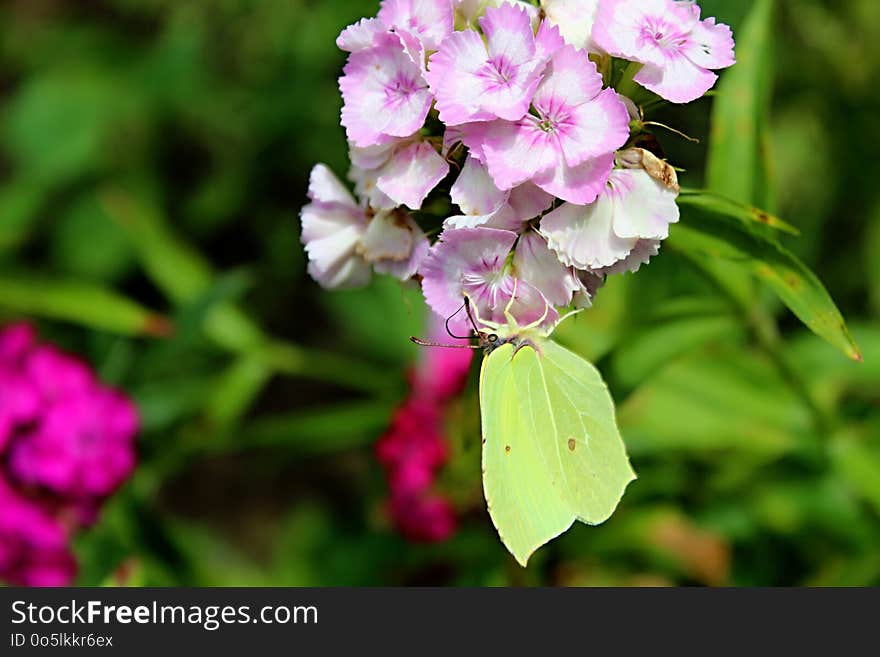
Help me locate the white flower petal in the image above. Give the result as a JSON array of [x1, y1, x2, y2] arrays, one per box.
[[300, 203, 371, 289], [541, 197, 637, 269], [609, 169, 679, 241], [451, 155, 509, 217]]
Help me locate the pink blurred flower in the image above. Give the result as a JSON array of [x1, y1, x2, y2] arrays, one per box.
[[592, 0, 735, 103], [476, 45, 630, 204], [0, 323, 140, 586], [412, 314, 475, 403], [377, 398, 457, 543], [0, 476, 77, 587], [0, 369, 39, 453], [390, 491, 457, 542], [426, 3, 563, 125], [0, 322, 36, 363], [8, 391, 138, 502], [376, 313, 474, 545], [377, 399, 447, 487]]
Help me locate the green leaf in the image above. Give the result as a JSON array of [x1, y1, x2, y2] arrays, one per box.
[[678, 189, 799, 235], [706, 0, 775, 208], [669, 207, 861, 361], [831, 431, 880, 515], [0, 276, 171, 337], [100, 188, 266, 352], [618, 346, 812, 456], [50, 192, 135, 281], [0, 179, 45, 250], [205, 353, 274, 428], [2, 71, 144, 186], [100, 188, 213, 304], [235, 400, 395, 452], [612, 315, 744, 391]]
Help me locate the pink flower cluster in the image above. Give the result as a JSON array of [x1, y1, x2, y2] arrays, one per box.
[[376, 318, 473, 542], [300, 0, 734, 335], [0, 324, 139, 586]]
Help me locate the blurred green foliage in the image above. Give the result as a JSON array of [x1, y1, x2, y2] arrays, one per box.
[[1, 0, 878, 586]]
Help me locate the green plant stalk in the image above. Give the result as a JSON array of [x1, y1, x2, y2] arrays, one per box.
[[615, 61, 648, 104]]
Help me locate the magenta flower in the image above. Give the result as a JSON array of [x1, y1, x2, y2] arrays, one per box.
[[340, 31, 433, 148], [376, 396, 457, 543], [0, 477, 76, 587], [420, 227, 558, 335], [0, 370, 39, 453], [541, 167, 680, 270], [412, 314, 475, 403], [592, 0, 735, 103], [0, 322, 35, 363], [8, 390, 138, 502], [0, 323, 140, 586], [426, 3, 563, 125], [376, 310, 475, 545], [390, 491, 457, 542], [477, 45, 630, 204]]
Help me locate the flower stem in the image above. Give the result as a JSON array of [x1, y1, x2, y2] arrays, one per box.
[[614, 61, 646, 102]]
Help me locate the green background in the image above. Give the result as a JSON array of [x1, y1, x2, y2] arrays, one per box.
[[1, 0, 878, 585]]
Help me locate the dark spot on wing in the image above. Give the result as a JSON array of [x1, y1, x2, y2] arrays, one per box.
[[568, 438, 577, 451], [505, 445, 511, 453]]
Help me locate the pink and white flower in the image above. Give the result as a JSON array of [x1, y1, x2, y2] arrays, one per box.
[[512, 230, 580, 307], [541, 0, 601, 53], [301, 165, 373, 289], [378, 0, 454, 51], [340, 32, 433, 147], [420, 227, 558, 334], [592, 0, 735, 103], [358, 209, 430, 281], [455, 1, 541, 29], [300, 165, 429, 288], [336, 18, 389, 53], [350, 139, 450, 211], [446, 155, 553, 229], [476, 45, 630, 204], [540, 167, 680, 270], [426, 3, 563, 125]]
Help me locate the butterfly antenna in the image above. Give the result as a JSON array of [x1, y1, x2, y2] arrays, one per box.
[[444, 303, 474, 340], [463, 296, 484, 336], [410, 336, 481, 350]]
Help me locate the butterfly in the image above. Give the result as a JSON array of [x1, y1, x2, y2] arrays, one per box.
[[413, 296, 636, 566]]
